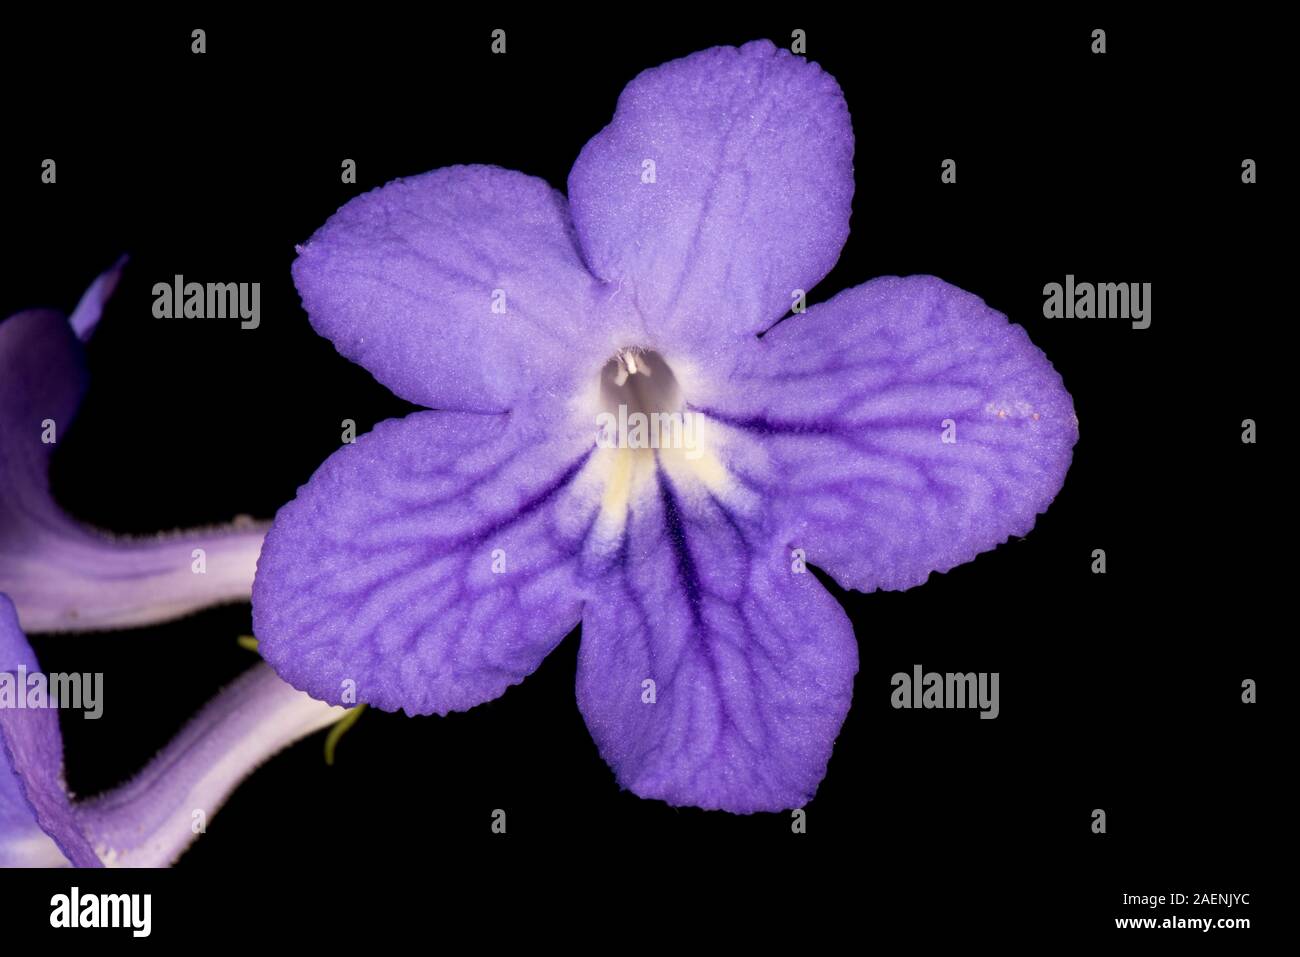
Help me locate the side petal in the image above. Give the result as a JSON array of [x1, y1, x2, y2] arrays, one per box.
[[253, 407, 601, 715], [292, 165, 609, 413], [76, 664, 344, 867], [0, 595, 101, 866], [700, 275, 1078, 593], [568, 39, 854, 347], [0, 302, 267, 633], [576, 469, 858, 813]]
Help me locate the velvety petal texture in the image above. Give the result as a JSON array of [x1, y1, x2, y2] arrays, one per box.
[[0, 263, 267, 633], [568, 39, 854, 350], [292, 165, 617, 413], [253, 408, 603, 715], [577, 480, 857, 812], [698, 276, 1078, 592]]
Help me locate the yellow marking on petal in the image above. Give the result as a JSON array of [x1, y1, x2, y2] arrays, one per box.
[[601, 446, 637, 513], [689, 448, 729, 492], [659, 443, 730, 494], [237, 635, 259, 653]]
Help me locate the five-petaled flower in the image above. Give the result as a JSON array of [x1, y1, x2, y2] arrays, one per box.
[[253, 40, 1077, 812]]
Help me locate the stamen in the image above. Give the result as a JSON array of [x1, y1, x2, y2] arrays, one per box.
[[237, 632, 366, 766], [324, 704, 368, 766], [601, 348, 682, 421]]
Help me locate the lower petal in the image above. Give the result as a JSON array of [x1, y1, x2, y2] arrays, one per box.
[[576, 468, 858, 813]]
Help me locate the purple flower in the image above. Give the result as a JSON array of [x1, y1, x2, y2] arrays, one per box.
[[253, 40, 1077, 812], [0, 261, 266, 633], [0, 593, 345, 866]]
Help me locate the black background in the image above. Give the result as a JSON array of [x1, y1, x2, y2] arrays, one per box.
[[0, 12, 1280, 944]]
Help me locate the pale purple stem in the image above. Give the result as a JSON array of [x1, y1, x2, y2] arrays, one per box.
[[75, 663, 345, 867]]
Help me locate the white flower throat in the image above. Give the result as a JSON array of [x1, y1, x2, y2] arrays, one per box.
[[596, 349, 703, 459]]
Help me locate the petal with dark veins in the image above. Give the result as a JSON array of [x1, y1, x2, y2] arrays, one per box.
[[293, 165, 612, 413], [568, 40, 854, 352], [253, 406, 603, 714], [576, 454, 857, 813], [696, 275, 1078, 593]]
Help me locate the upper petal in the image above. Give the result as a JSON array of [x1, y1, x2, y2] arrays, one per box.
[[567, 39, 854, 348], [699, 275, 1078, 592], [0, 595, 101, 866], [292, 165, 610, 413], [575, 461, 858, 813], [253, 406, 603, 715]]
